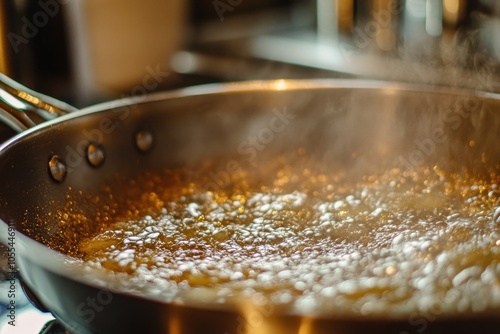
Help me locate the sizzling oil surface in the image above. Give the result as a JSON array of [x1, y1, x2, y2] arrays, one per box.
[[76, 160, 500, 316]]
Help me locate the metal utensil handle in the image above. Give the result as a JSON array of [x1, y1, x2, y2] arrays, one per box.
[[0, 73, 78, 133]]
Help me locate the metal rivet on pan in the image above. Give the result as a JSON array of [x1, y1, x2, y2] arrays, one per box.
[[86, 143, 105, 167], [48, 155, 67, 183], [135, 131, 153, 152]]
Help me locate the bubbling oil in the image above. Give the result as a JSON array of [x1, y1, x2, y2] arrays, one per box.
[[75, 158, 500, 316]]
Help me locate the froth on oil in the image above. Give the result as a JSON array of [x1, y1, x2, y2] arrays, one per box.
[[65, 155, 500, 317]]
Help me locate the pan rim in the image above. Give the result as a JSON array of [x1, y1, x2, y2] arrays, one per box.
[[1, 78, 499, 154]]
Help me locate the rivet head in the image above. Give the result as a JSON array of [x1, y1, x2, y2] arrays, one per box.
[[86, 143, 105, 167], [135, 131, 153, 152], [48, 155, 67, 183]]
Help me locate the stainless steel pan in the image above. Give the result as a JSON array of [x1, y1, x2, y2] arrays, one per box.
[[0, 76, 499, 334]]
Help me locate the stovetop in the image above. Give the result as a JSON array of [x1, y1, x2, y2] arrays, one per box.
[[0, 279, 58, 334]]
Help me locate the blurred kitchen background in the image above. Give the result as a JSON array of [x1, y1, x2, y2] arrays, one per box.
[[0, 0, 499, 110]]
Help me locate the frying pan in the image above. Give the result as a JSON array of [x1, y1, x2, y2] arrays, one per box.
[[0, 74, 500, 334]]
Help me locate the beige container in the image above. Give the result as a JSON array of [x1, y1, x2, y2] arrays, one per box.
[[65, 0, 186, 101]]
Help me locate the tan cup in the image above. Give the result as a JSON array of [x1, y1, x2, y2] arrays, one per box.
[[65, 0, 186, 101]]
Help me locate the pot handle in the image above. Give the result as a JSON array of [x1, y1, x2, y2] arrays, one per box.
[[0, 73, 78, 133]]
